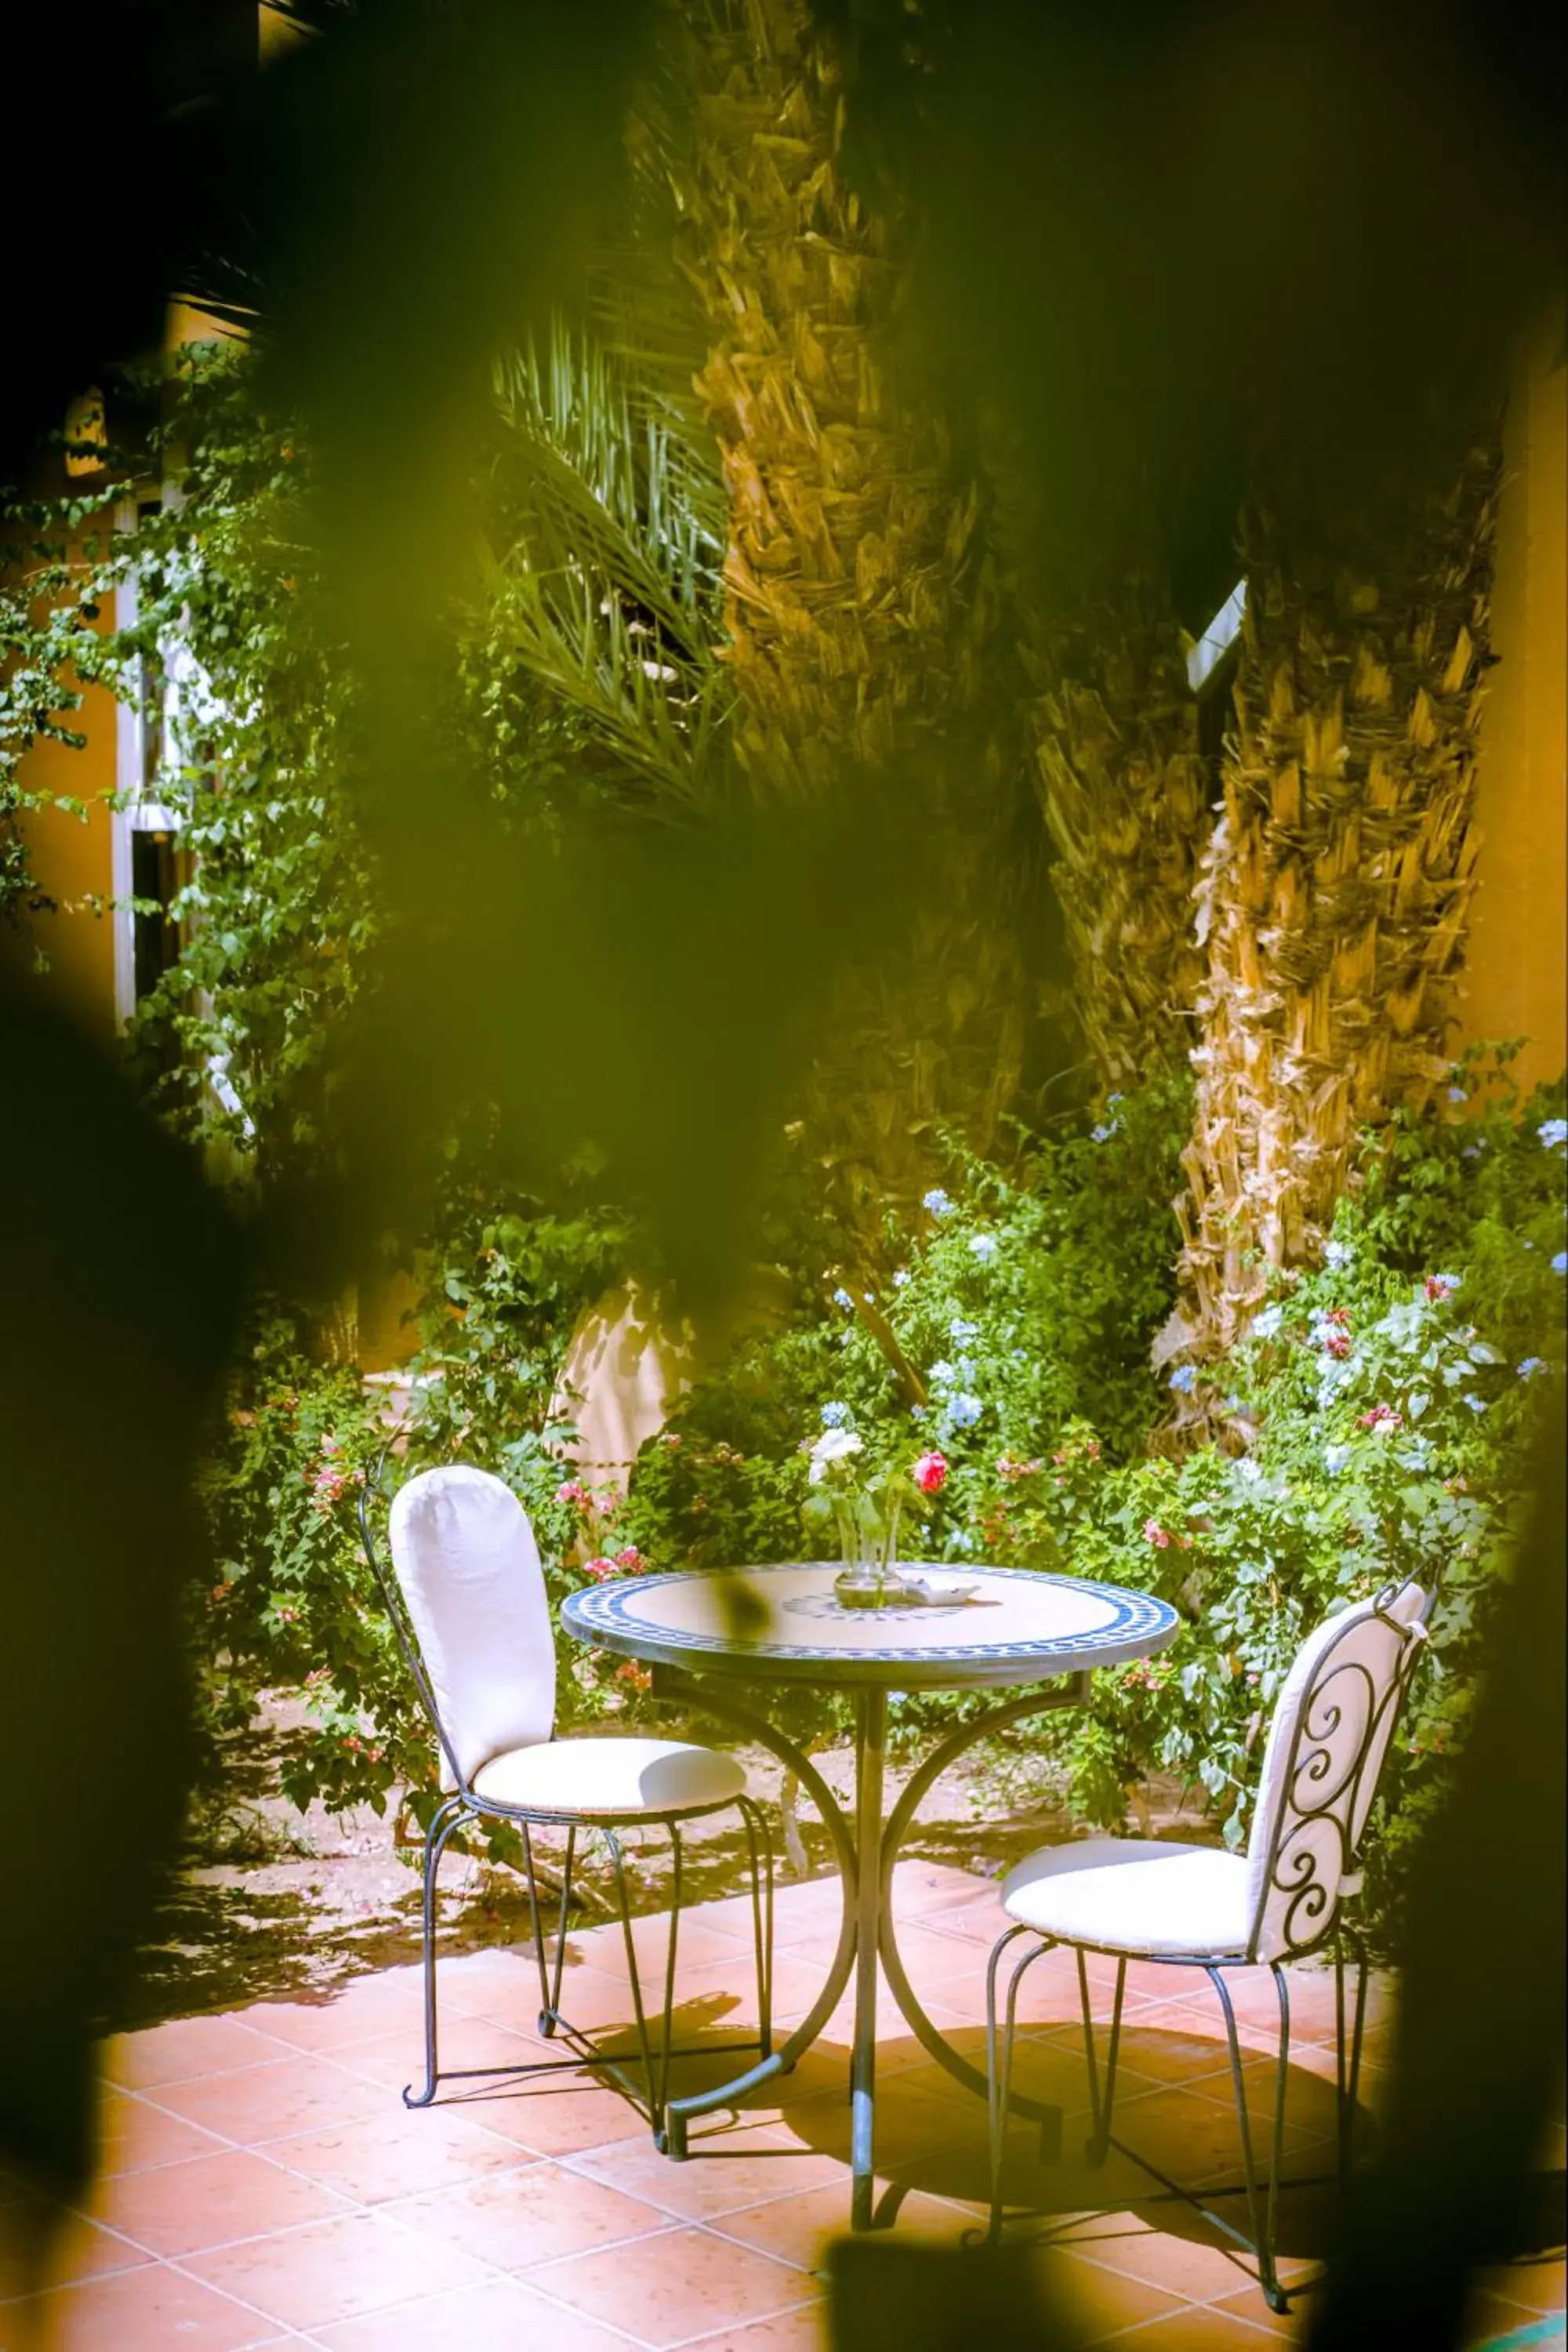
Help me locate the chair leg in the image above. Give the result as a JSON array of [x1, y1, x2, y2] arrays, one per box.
[[521, 1820, 576, 2039], [605, 1828, 665, 2143], [985, 1926, 1054, 2245], [1208, 1962, 1292, 2315], [652, 1822, 684, 2141], [739, 1797, 775, 2063], [405, 1796, 463, 2110], [1078, 1950, 1126, 2165], [1334, 1935, 1370, 2194]]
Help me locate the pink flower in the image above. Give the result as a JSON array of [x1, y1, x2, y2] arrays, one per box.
[[1323, 1328, 1352, 1359], [1142, 1519, 1171, 1548], [913, 1451, 948, 1495], [555, 1479, 591, 1509], [614, 1546, 646, 1573], [1425, 1275, 1454, 1303], [310, 1463, 347, 1510], [583, 1555, 619, 1581], [1359, 1403, 1402, 1431]]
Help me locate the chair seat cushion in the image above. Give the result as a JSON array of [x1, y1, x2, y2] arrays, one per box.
[[1002, 1838, 1252, 1960], [471, 1737, 747, 1819]]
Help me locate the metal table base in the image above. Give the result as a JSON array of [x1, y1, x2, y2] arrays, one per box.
[[653, 1665, 1090, 2230]]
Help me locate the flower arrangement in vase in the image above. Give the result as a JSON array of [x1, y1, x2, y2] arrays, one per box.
[[801, 1405, 948, 1610]]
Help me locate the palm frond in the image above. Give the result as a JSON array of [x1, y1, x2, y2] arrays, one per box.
[[481, 321, 730, 809]]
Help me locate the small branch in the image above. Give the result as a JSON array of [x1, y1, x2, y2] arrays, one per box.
[[847, 1288, 927, 1408]]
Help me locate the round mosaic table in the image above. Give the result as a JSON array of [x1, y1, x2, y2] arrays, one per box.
[[562, 1563, 1179, 2230]]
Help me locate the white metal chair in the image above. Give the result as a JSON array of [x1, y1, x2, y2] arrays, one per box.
[[359, 1460, 774, 2146], [985, 1577, 1432, 2310]]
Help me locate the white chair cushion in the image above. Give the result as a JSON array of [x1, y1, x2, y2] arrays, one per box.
[[472, 1737, 748, 1819], [1002, 1838, 1251, 1959], [390, 1465, 556, 1789]]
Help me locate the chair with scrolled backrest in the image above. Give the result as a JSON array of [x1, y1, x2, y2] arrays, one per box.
[[985, 1577, 1432, 2312], [360, 1457, 774, 2142]]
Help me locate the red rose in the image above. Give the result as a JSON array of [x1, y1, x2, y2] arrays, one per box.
[[913, 1451, 948, 1495]]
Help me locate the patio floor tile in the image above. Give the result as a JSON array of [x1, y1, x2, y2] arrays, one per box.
[[529, 2221, 818, 2347], [673, 2301, 827, 2352], [1, 2257, 291, 2350], [1026, 2241, 1189, 2339], [1087, 2303, 1277, 2346], [96, 2086, 233, 2176], [0, 2200, 151, 2300], [102, 2014, 297, 2090], [327, 2016, 543, 2094], [1475, 2258, 1567, 2315], [568, 2122, 848, 2223], [91, 2145, 355, 2256], [240, 1969, 430, 2054], [420, 2073, 659, 2157], [180, 2207, 493, 2332], [309, 2274, 648, 2352], [35, 1864, 1557, 2352], [260, 2107, 529, 2203], [147, 2056, 392, 2147], [392, 2158, 673, 2270], [1044, 2206, 1265, 2304], [712, 2181, 967, 2274]]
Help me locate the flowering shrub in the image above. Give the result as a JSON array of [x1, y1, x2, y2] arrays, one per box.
[[193, 1047, 1562, 1936], [615, 1050, 1564, 1933], [195, 1184, 648, 1853]]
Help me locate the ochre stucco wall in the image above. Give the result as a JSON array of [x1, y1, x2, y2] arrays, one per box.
[[1461, 302, 1568, 1089], [12, 557, 121, 1039]]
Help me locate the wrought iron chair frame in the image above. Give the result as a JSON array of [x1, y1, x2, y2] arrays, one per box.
[[358, 1454, 775, 2149], [984, 1574, 1433, 2311]]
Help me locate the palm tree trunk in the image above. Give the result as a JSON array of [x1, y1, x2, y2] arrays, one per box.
[[1171, 436, 1500, 1373], [664, 0, 1033, 1222], [1028, 576, 1210, 1094]]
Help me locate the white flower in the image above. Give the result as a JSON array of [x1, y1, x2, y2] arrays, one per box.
[[969, 1233, 999, 1262], [1537, 1119, 1568, 1150], [820, 1401, 851, 1428], [947, 1392, 983, 1428], [1236, 1458, 1264, 1484], [1251, 1305, 1284, 1340], [1518, 1357, 1547, 1379], [892, 1269, 911, 1287], [923, 1189, 953, 1217], [1323, 1240, 1351, 1269], [1323, 1443, 1352, 1475], [808, 1426, 863, 1481], [833, 1287, 854, 1308]]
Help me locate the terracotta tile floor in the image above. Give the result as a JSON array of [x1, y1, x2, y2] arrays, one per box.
[[2, 1861, 1562, 2350]]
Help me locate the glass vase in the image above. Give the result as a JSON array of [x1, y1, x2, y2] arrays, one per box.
[[832, 1494, 909, 1610]]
